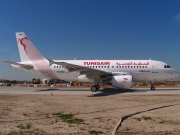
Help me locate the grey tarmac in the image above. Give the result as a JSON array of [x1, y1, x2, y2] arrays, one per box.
[[0, 86, 180, 95]]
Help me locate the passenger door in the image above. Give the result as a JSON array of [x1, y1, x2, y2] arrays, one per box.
[[152, 61, 158, 73]]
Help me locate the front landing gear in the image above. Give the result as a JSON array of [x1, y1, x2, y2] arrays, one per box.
[[91, 84, 100, 92], [150, 81, 155, 90], [151, 86, 155, 90]]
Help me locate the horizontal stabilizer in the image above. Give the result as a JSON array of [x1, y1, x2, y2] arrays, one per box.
[[3, 60, 33, 70]]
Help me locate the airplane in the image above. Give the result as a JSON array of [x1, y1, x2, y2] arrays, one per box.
[[3, 32, 179, 92]]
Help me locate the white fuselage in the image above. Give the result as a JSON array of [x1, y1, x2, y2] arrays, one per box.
[[4, 32, 179, 91], [14, 59, 178, 82]]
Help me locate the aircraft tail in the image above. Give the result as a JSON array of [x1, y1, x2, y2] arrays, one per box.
[[16, 32, 45, 62]]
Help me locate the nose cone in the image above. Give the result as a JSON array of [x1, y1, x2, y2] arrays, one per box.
[[173, 70, 179, 78], [165, 69, 179, 80], [171, 69, 179, 79]]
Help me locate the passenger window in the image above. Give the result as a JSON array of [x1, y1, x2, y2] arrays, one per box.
[[117, 66, 118, 68], [104, 66, 106, 68]]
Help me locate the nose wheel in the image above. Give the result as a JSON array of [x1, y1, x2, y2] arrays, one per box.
[[151, 86, 155, 90], [91, 84, 100, 92], [150, 81, 155, 90]]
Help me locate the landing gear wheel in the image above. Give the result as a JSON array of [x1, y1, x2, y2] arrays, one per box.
[[150, 81, 155, 91], [96, 85, 100, 90], [151, 86, 155, 90], [91, 85, 98, 92]]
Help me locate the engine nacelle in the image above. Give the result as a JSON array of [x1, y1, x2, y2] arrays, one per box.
[[77, 75, 93, 83], [103, 75, 132, 89]]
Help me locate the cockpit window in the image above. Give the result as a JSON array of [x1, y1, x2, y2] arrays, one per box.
[[164, 65, 171, 68]]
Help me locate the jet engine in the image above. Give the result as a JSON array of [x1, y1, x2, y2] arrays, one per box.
[[103, 75, 132, 88], [77, 75, 93, 82]]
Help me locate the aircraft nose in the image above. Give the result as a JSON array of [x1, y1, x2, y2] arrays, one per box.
[[174, 70, 179, 78], [172, 69, 179, 78], [166, 69, 179, 79]]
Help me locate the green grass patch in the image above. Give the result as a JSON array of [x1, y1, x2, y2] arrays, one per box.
[[124, 127, 131, 131], [134, 116, 152, 121], [17, 123, 32, 130], [134, 118, 142, 121], [52, 112, 84, 124], [53, 113, 73, 121], [158, 120, 169, 124], [89, 130, 104, 135], [142, 116, 152, 121], [23, 113, 28, 117], [94, 117, 102, 120], [66, 118, 84, 124]]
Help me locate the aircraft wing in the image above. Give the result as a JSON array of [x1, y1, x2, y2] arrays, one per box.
[[47, 59, 111, 79], [3, 60, 33, 70]]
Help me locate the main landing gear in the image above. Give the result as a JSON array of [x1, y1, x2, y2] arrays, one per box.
[[150, 81, 155, 90], [91, 84, 100, 92]]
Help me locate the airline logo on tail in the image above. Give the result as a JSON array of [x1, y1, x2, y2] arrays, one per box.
[[17, 32, 44, 61], [18, 36, 29, 54], [15, 32, 59, 79]]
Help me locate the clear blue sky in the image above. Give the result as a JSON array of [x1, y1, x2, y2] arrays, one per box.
[[0, 0, 180, 80]]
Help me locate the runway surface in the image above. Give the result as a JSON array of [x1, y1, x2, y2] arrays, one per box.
[[0, 86, 180, 95]]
